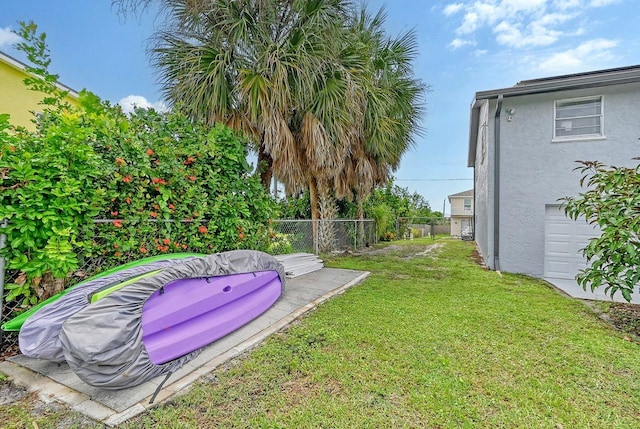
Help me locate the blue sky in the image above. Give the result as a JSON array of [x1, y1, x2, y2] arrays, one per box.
[[1, 0, 637, 214]]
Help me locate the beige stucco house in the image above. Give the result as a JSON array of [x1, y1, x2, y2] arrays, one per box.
[[448, 189, 473, 238]]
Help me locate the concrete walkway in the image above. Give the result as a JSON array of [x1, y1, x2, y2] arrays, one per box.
[[0, 267, 369, 426], [545, 277, 640, 304]]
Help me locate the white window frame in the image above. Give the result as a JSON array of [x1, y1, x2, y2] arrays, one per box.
[[553, 95, 604, 142], [463, 198, 472, 211]]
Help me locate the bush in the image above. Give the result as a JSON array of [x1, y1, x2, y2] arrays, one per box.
[[369, 203, 395, 241], [562, 159, 640, 302], [0, 23, 278, 307]]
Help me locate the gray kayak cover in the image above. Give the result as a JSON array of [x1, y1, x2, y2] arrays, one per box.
[[60, 250, 285, 390], [19, 256, 202, 362]]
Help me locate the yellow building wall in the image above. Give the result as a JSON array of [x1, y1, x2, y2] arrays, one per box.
[[0, 56, 79, 130]]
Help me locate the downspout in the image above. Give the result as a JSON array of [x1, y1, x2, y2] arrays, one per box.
[[493, 95, 503, 271]]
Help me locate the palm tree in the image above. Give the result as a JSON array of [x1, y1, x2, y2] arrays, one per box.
[[113, 0, 426, 234], [340, 6, 425, 218], [146, 0, 347, 192]]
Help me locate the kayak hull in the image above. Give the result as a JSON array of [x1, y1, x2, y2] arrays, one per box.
[[142, 270, 282, 364]]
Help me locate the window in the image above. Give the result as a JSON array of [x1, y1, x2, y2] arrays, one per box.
[[464, 198, 471, 211], [554, 96, 603, 141]]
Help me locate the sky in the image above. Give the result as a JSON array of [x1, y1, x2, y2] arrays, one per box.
[[1, 0, 638, 215]]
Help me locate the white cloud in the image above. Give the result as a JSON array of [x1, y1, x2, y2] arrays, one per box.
[[118, 95, 168, 114], [443, 3, 465, 16], [0, 27, 21, 48], [448, 38, 476, 50], [443, 0, 623, 52], [534, 38, 619, 74], [556, 0, 582, 11], [457, 11, 481, 34], [501, 0, 547, 14], [494, 19, 562, 48], [590, 0, 621, 6]]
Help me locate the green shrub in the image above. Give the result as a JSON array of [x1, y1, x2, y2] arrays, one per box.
[[0, 23, 278, 307], [370, 203, 395, 240]]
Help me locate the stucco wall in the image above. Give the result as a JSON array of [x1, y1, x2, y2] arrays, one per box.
[[497, 83, 640, 277], [450, 197, 473, 216], [473, 100, 493, 268], [0, 57, 78, 129], [450, 196, 473, 237]]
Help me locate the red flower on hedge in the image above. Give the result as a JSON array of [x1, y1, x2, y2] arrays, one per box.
[[188, 175, 197, 181], [146, 149, 154, 156], [163, 238, 171, 245], [113, 220, 123, 228], [149, 212, 158, 218], [125, 197, 131, 204], [115, 157, 125, 166], [140, 246, 147, 254], [111, 211, 118, 216], [198, 225, 208, 234], [122, 175, 132, 183]]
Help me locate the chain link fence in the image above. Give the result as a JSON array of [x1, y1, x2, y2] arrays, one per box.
[[271, 219, 377, 254], [396, 217, 451, 239], [0, 218, 375, 358]]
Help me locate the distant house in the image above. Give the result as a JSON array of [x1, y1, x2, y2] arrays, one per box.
[[468, 65, 640, 302], [0, 50, 79, 129], [448, 189, 473, 238]]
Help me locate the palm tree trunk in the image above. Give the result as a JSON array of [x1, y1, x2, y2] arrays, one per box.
[[318, 189, 337, 253], [356, 199, 365, 248], [309, 177, 320, 253], [258, 146, 273, 191]]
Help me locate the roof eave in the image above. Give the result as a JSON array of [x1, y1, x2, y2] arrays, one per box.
[[0, 50, 80, 99]]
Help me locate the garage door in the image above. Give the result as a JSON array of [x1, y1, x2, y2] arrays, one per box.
[[544, 205, 598, 280]]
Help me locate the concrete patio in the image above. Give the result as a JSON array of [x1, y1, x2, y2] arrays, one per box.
[[0, 267, 369, 426]]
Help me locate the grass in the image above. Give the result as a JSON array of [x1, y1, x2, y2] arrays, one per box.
[[2, 237, 640, 428]]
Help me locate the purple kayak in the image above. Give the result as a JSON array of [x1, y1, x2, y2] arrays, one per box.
[[142, 270, 282, 364], [59, 250, 285, 390]]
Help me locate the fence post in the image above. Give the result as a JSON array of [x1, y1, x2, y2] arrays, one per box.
[[0, 219, 7, 345], [353, 220, 357, 250], [314, 220, 319, 255]]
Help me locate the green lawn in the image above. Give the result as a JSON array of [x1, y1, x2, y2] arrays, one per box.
[[3, 238, 640, 428]]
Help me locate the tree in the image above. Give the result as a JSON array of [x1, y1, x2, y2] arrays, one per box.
[[334, 7, 425, 219], [113, 0, 425, 222], [562, 159, 640, 302], [113, 0, 425, 253]]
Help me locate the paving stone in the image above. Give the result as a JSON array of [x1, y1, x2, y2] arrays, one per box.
[[72, 399, 115, 421]]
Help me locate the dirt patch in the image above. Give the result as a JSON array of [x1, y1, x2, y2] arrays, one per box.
[[0, 339, 20, 361], [410, 243, 444, 258], [0, 379, 28, 405], [354, 244, 404, 256], [606, 303, 640, 338], [471, 246, 488, 269], [354, 242, 443, 259], [0, 380, 100, 428]]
